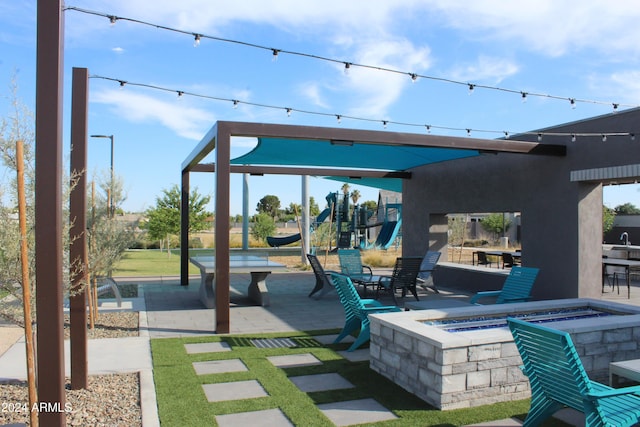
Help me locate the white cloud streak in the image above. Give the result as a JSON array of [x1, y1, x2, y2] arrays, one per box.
[[92, 89, 215, 140]]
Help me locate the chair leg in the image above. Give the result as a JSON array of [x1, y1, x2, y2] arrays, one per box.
[[334, 318, 360, 344]]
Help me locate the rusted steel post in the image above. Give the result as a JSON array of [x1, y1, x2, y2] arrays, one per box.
[[69, 67, 89, 389], [35, 0, 66, 424]]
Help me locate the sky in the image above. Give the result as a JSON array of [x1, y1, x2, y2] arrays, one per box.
[[1, 1, 640, 215]]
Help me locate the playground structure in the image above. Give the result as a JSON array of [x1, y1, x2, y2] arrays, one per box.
[[267, 191, 402, 251]]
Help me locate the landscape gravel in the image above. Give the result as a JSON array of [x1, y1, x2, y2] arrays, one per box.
[[1, 310, 142, 426]]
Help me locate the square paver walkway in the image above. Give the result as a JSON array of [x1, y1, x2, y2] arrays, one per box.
[[338, 348, 370, 362], [289, 373, 354, 393], [317, 398, 397, 426], [216, 408, 293, 427], [202, 380, 268, 402], [192, 359, 247, 375]]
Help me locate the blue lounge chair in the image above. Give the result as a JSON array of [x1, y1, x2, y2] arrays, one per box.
[[330, 272, 401, 352], [337, 249, 374, 295], [417, 251, 441, 293], [507, 317, 640, 426], [470, 266, 539, 304]]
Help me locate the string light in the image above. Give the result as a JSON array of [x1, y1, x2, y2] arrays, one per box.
[[504, 131, 509, 139], [63, 6, 637, 111], [602, 134, 607, 142], [108, 15, 117, 25], [571, 134, 576, 142], [613, 103, 619, 113], [193, 34, 201, 47], [272, 49, 279, 61], [468, 84, 475, 95], [89, 75, 638, 142], [570, 98, 576, 109], [521, 92, 527, 103], [410, 73, 418, 83]]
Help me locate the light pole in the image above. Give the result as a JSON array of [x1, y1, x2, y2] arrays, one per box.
[[90, 134, 114, 217]]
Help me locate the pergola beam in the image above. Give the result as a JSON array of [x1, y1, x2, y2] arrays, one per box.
[[190, 163, 412, 179]]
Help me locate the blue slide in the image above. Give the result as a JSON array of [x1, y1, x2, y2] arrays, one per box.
[[373, 219, 402, 250], [267, 207, 332, 248]]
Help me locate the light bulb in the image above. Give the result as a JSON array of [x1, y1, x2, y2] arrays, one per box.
[[466, 129, 471, 137], [425, 125, 431, 134], [108, 15, 117, 26], [537, 133, 542, 142], [521, 92, 527, 103], [272, 49, 279, 62], [382, 121, 388, 129], [194, 34, 201, 47], [233, 100, 239, 109], [613, 103, 619, 113], [602, 134, 607, 142], [571, 134, 576, 143], [570, 98, 576, 109], [344, 62, 351, 75], [468, 84, 474, 95], [336, 115, 341, 124], [410, 73, 417, 83], [504, 131, 509, 139], [286, 108, 292, 117]]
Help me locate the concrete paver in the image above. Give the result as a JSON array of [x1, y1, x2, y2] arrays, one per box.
[[267, 353, 323, 368], [216, 408, 294, 427], [192, 359, 247, 375], [185, 341, 231, 354], [202, 380, 268, 402], [317, 398, 398, 426], [289, 372, 355, 393]]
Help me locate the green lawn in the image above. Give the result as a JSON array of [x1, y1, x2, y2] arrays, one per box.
[[112, 249, 210, 277], [151, 330, 571, 427]]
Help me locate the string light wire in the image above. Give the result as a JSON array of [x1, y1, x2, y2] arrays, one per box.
[[89, 75, 636, 142], [64, 6, 638, 110]]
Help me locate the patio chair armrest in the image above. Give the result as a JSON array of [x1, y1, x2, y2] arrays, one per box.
[[586, 384, 640, 400], [470, 290, 500, 304], [363, 265, 373, 275]]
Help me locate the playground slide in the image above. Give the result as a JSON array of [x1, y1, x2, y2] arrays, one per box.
[[374, 219, 402, 250], [266, 207, 332, 248]]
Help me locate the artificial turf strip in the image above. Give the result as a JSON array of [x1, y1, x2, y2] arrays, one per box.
[[151, 330, 572, 427]]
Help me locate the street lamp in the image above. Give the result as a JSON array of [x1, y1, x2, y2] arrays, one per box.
[[90, 134, 114, 217]]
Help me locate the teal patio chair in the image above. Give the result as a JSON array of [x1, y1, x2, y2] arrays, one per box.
[[330, 272, 401, 352], [337, 249, 374, 295], [470, 266, 539, 304], [375, 256, 423, 304], [507, 317, 640, 426]]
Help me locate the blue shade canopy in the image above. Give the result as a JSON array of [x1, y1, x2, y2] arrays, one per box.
[[230, 137, 479, 170], [323, 176, 402, 192]]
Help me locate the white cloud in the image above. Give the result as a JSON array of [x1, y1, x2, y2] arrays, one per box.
[[111, 47, 124, 54], [449, 56, 520, 84], [421, 0, 640, 58], [338, 38, 431, 117], [92, 89, 215, 140], [299, 82, 329, 109]]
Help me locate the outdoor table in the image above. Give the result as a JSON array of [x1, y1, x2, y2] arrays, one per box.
[[601, 258, 640, 299], [472, 250, 521, 267], [610, 358, 640, 386], [190, 255, 287, 308]]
